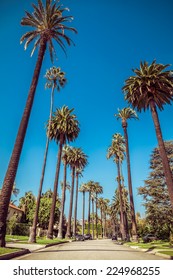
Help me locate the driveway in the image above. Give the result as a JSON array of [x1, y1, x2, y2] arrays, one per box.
[[13, 239, 164, 260]]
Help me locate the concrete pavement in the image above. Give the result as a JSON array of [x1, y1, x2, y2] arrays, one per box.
[[12, 239, 165, 260]]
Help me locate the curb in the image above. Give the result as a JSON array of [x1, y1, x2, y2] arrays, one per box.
[[0, 249, 30, 260], [126, 244, 173, 260], [155, 252, 173, 260]]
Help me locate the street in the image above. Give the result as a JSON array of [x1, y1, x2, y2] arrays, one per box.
[[13, 239, 164, 260]]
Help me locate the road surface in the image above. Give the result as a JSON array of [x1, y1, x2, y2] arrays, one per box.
[[13, 239, 164, 260]]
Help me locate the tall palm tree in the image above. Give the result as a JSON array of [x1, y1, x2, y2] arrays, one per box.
[[102, 198, 110, 238], [66, 147, 88, 237], [85, 180, 95, 235], [90, 192, 95, 239], [57, 145, 71, 239], [79, 183, 88, 235], [97, 197, 105, 238], [123, 60, 173, 209], [115, 107, 138, 240], [107, 133, 127, 240], [29, 66, 66, 243], [47, 106, 80, 239], [94, 182, 103, 239], [0, 0, 77, 247]]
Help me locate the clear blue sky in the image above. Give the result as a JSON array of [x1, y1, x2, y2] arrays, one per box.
[[1, 0, 173, 220]]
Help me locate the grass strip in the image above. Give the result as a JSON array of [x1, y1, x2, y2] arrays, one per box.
[[0, 248, 20, 256]]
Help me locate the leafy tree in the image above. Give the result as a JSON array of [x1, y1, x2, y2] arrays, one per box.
[[29, 66, 67, 243], [115, 107, 138, 240], [38, 189, 60, 230], [18, 191, 36, 223], [0, 0, 77, 247], [123, 60, 173, 209], [47, 106, 80, 239], [138, 141, 173, 240]]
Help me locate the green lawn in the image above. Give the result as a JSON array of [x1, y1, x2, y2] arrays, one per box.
[[0, 248, 20, 256], [158, 251, 173, 257], [125, 240, 173, 254], [6, 235, 70, 245]]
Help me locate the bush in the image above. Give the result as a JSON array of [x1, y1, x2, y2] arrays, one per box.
[[6, 222, 30, 236]]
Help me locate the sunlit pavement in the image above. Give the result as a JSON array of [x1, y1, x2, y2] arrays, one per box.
[[13, 239, 164, 260]]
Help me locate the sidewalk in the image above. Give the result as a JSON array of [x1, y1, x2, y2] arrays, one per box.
[[0, 241, 69, 260]]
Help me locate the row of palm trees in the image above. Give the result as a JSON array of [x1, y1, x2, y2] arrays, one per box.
[[79, 181, 111, 239], [1, 0, 173, 248], [108, 60, 173, 240], [0, 0, 78, 247]]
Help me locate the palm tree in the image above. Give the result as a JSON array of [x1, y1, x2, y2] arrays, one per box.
[[29, 66, 66, 243], [123, 60, 173, 209], [115, 107, 138, 240], [85, 180, 95, 235], [66, 147, 88, 237], [0, 0, 77, 247], [57, 145, 71, 239], [95, 183, 103, 239], [90, 192, 95, 239], [47, 106, 80, 239], [107, 133, 127, 240], [97, 197, 105, 238], [79, 183, 88, 235], [102, 198, 110, 238]]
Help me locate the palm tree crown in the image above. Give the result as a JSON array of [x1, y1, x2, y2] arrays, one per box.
[[48, 106, 80, 144], [20, 0, 77, 60], [123, 60, 173, 111], [45, 66, 67, 90], [115, 107, 138, 127]]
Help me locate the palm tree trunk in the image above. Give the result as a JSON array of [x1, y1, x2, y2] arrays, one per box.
[[73, 173, 79, 236], [47, 137, 63, 239], [150, 101, 173, 209], [58, 159, 67, 239], [29, 82, 55, 243], [100, 208, 103, 238], [122, 123, 138, 240], [0, 38, 47, 247], [82, 191, 85, 235], [92, 198, 95, 239], [87, 191, 91, 234], [103, 213, 107, 238], [111, 218, 116, 236], [66, 167, 75, 237], [116, 160, 126, 240], [95, 194, 98, 239]]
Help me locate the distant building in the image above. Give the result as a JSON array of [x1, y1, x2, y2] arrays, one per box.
[[7, 203, 24, 222]]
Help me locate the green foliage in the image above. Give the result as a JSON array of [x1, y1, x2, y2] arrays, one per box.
[[123, 60, 173, 111], [7, 215, 18, 235], [38, 189, 60, 229], [6, 223, 30, 236], [20, 0, 77, 61], [48, 106, 80, 144], [138, 141, 173, 240], [18, 191, 36, 223]]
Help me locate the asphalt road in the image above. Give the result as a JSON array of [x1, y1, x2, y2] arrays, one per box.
[[13, 239, 164, 260]]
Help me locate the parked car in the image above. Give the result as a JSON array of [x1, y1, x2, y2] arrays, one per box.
[[75, 234, 85, 241], [142, 234, 157, 243], [84, 234, 92, 240]]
